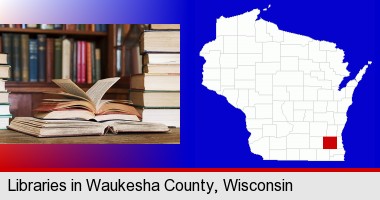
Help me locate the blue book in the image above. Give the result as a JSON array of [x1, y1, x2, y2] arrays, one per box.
[[29, 39, 38, 82], [95, 24, 102, 32], [37, 34, 46, 82]]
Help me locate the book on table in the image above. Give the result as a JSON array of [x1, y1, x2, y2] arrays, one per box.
[[8, 77, 170, 137], [8, 117, 169, 138], [34, 77, 141, 121]]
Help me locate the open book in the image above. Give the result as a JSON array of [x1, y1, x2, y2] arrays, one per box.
[[8, 117, 169, 138], [34, 77, 141, 121]]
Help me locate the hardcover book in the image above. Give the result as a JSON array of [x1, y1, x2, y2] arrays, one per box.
[[37, 34, 46, 82], [140, 30, 180, 53]]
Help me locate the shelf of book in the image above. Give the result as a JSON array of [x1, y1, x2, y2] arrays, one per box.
[[0, 28, 107, 37]]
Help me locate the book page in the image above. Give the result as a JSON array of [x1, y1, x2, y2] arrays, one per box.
[[52, 79, 91, 101], [86, 77, 120, 111]]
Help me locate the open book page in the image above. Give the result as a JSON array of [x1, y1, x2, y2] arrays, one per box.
[[86, 77, 120, 111], [52, 79, 92, 102]]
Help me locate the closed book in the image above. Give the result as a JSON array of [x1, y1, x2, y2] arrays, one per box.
[[46, 38, 54, 83], [140, 30, 180, 53], [101, 24, 108, 32], [0, 92, 9, 103], [137, 108, 180, 127], [29, 39, 38, 82], [143, 64, 180, 74], [91, 43, 96, 82], [21, 34, 29, 82], [80, 41, 86, 83], [53, 24, 63, 30], [0, 54, 8, 65], [0, 80, 6, 91], [76, 41, 81, 83], [95, 48, 101, 82], [95, 24, 102, 32], [65, 24, 76, 31], [71, 40, 77, 82], [1, 34, 12, 65], [0, 103, 11, 115], [37, 34, 46, 82], [86, 42, 92, 84], [143, 53, 180, 65], [0, 115, 11, 130], [40, 24, 53, 30], [129, 90, 180, 108], [62, 39, 72, 79], [130, 74, 180, 91], [12, 34, 21, 81], [0, 65, 11, 79], [149, 24, 180, 30], [0, 36, 2, 53], [54, 38, 62, 79], [27, 24, 38, 28]]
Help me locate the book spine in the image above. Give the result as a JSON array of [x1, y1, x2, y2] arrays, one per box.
[[76, 41, 81, 83], [46, 38, 54, 83], [29, 39, 38, 82], [71, 40, 77, 82], [62, 39, 71, 79], [37, 34, 46, 82], [86, 42, 92, 84], [95, 24, 101, 32], [0, 35, 2, 53], [1, 34, 12, 65], [95, 48, 101, 82], [54, 38, 62, 79], [20, 34, 29, 82], [53, 24, 63, 30], [91, 43, 96, 82], [12, 34, 21, 81], [81, 41, 86, 83]]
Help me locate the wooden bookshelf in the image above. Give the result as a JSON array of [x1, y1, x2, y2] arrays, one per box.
[[0, 25, 129, 117]]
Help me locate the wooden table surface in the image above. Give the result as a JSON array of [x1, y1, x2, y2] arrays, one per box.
[[0, 128, 180, 144]]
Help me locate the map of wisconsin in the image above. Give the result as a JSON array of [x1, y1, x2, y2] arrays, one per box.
[[200, 8, 370, 161]]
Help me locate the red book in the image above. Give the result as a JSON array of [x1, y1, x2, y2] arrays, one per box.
[[86, 42, 92, 84], [46, 38, 54, 83]]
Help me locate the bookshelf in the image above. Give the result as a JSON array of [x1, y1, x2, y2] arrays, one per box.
[[0, 25, 131, 117]]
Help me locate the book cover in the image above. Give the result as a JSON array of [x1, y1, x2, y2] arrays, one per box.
[[62, 38, 71, 79], [80, 41, 86, 83], [1, 34, 12, 65], [20, 34, 29, 82], [37, 34, 46, 82], [86, 42, 92, 84], [91, 43, 96, 83], [12, 34, 21, 81], [76, 41, 81, 83], [71, 40, 77, 82], [54, 38, 62, 79], [46, 38, 54, 83], [95, 48, 101, 82], [29, 39, 38, 82]]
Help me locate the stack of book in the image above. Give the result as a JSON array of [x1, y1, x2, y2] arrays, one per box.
[[0, 53, 12, 129], [130, 24, 180, 127], [0, 34, 101, 83]]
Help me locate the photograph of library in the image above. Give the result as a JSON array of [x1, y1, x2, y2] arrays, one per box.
[[0, 24, 180, 144]]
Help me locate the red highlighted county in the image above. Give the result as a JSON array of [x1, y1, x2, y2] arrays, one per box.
[[323, 137, 337, 149]]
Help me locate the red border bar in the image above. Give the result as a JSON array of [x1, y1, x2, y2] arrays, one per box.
[[1, 168, 380, 172]]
